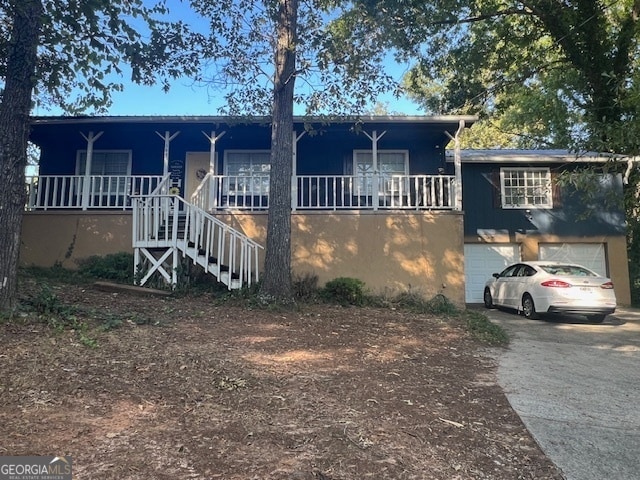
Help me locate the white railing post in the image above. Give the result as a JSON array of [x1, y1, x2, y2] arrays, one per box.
[[372, 173, 379, 210]]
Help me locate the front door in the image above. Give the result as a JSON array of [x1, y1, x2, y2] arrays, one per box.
[[185, 152, 214, 200]]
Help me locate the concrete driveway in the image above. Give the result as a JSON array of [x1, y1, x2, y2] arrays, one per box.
[[482, 306, 640, 480]]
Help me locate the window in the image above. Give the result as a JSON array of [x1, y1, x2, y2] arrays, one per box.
[[224, 151, 271, 195], [353, 150, 409, 195], [76, 150, 132, 197], [498, 264, 521, 278], [500, 168, 552, 208], [76, 150, 131, 176]]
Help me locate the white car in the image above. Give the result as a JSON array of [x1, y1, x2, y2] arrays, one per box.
[[483, 261, 617, 323]]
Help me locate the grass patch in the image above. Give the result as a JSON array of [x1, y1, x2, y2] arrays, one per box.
[[388, 291, 459, 315], [464, 310, 509, 346]]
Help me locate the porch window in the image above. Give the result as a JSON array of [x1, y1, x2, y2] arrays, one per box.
[[76, 150, 132, 196], [500, 167, 552, 208], [353, 150, 409, 195], [76, 150, 131, 176], [224, 150, 271, 196]]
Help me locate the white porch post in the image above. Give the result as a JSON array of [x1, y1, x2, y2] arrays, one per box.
[[445, 120, 465, 211], [80, 130, 104, 210], [363, 129, 387, 210], [155, 131, 180, 196], [155, 130, 180, 177], [292, 130, 306, 210], [202, 130, 226, 209]]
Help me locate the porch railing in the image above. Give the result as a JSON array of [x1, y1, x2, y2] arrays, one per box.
[[191, 173, 270, 211], [26, 173, 456, 212], [193, 173, 456, 211], [296, 174, 455, 210], [25, 175, 164, 210]]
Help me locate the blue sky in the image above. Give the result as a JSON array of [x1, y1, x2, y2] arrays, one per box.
[[88, 67, 424, 117], [32, 60, 424, 117], [33, 2, 425, 117]]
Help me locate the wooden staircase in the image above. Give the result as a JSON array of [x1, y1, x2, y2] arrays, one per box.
[[132, 182, 262, 290]]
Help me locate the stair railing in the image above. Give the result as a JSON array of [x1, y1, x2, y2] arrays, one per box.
[[133, 176, 262, 289], [179, 199, 262, 288]]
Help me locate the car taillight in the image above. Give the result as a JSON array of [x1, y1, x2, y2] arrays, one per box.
[[601, 282, 614, 289], [541, 280, 572, 288]]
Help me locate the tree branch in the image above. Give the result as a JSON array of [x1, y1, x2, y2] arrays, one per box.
[[427, 7, 533, 26]]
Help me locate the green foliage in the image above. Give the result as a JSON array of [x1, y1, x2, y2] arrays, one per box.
[[23, 253, 136, 284], [351, 0, 639, 152], [100, 314, 124, 331], [187, 0, 397, 116], [16, 283, 166, 347], [554, 165, 625, 218], [26, 284, 76, 318], [424, 293, 458, 315], [0, 0, 204, 114], [388, 290, 456, 315], [20, 263, 81, 283], [292, 272, 320, 302], [464, 310, 509, 346], [19, 284, 99, 346], [321, 277, 367, 306], [76, 252, 135, 283]]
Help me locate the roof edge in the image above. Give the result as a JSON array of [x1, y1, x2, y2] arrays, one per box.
[[30, 114, 478, 126], [446, 149, 625, 163]]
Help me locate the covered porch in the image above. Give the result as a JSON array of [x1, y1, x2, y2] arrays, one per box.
[[26, 115, 471, 213]]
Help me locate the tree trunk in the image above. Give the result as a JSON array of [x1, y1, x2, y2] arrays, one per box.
[[0, 0, 43, 313], [259, 0, 298, 303]]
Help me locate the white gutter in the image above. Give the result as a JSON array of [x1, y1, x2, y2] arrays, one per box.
[[624, 156, 639, 185], [445, 120, 465, 211]]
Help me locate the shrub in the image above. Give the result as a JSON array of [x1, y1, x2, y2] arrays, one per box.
[[425, 293, 458, 315], [293, 272, 319, 301], [321, 277, 366, 306], [20, 263, 79, 283], [77, 252, 134, 283]]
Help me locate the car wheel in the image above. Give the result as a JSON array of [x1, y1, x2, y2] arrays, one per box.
[[522, 294, 539, 319], [587, 314, 606, 323], [483, 288, 494, 308]]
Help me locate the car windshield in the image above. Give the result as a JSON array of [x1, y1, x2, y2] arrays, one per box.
[[539, 265, 597, 277]]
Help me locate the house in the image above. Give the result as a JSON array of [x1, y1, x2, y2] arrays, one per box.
[[22, 116, 631, 306]]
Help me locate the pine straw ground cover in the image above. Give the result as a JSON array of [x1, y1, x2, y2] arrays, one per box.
[[0, 279, 564, 479]]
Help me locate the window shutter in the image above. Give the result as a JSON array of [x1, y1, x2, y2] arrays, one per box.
[[551, 172, 562, 208], [491, 170, 502, 208]]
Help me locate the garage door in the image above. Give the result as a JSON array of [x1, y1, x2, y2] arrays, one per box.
[[539, 243, 607, 276], [464, 244, 520, 303]]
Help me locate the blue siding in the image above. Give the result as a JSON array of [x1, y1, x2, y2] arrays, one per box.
[[30, 118, 458, 179], [462, 163, 626, 237]]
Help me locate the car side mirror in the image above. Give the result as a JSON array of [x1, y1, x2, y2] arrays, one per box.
[[492, 273, 500, 278]]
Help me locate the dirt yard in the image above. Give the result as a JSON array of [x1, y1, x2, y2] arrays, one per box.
[[0, 279, 565, 479]]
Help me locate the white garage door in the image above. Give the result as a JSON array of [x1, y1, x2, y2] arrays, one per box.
[[464, 244, 520, 303], [539, 243, 607, 276]]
